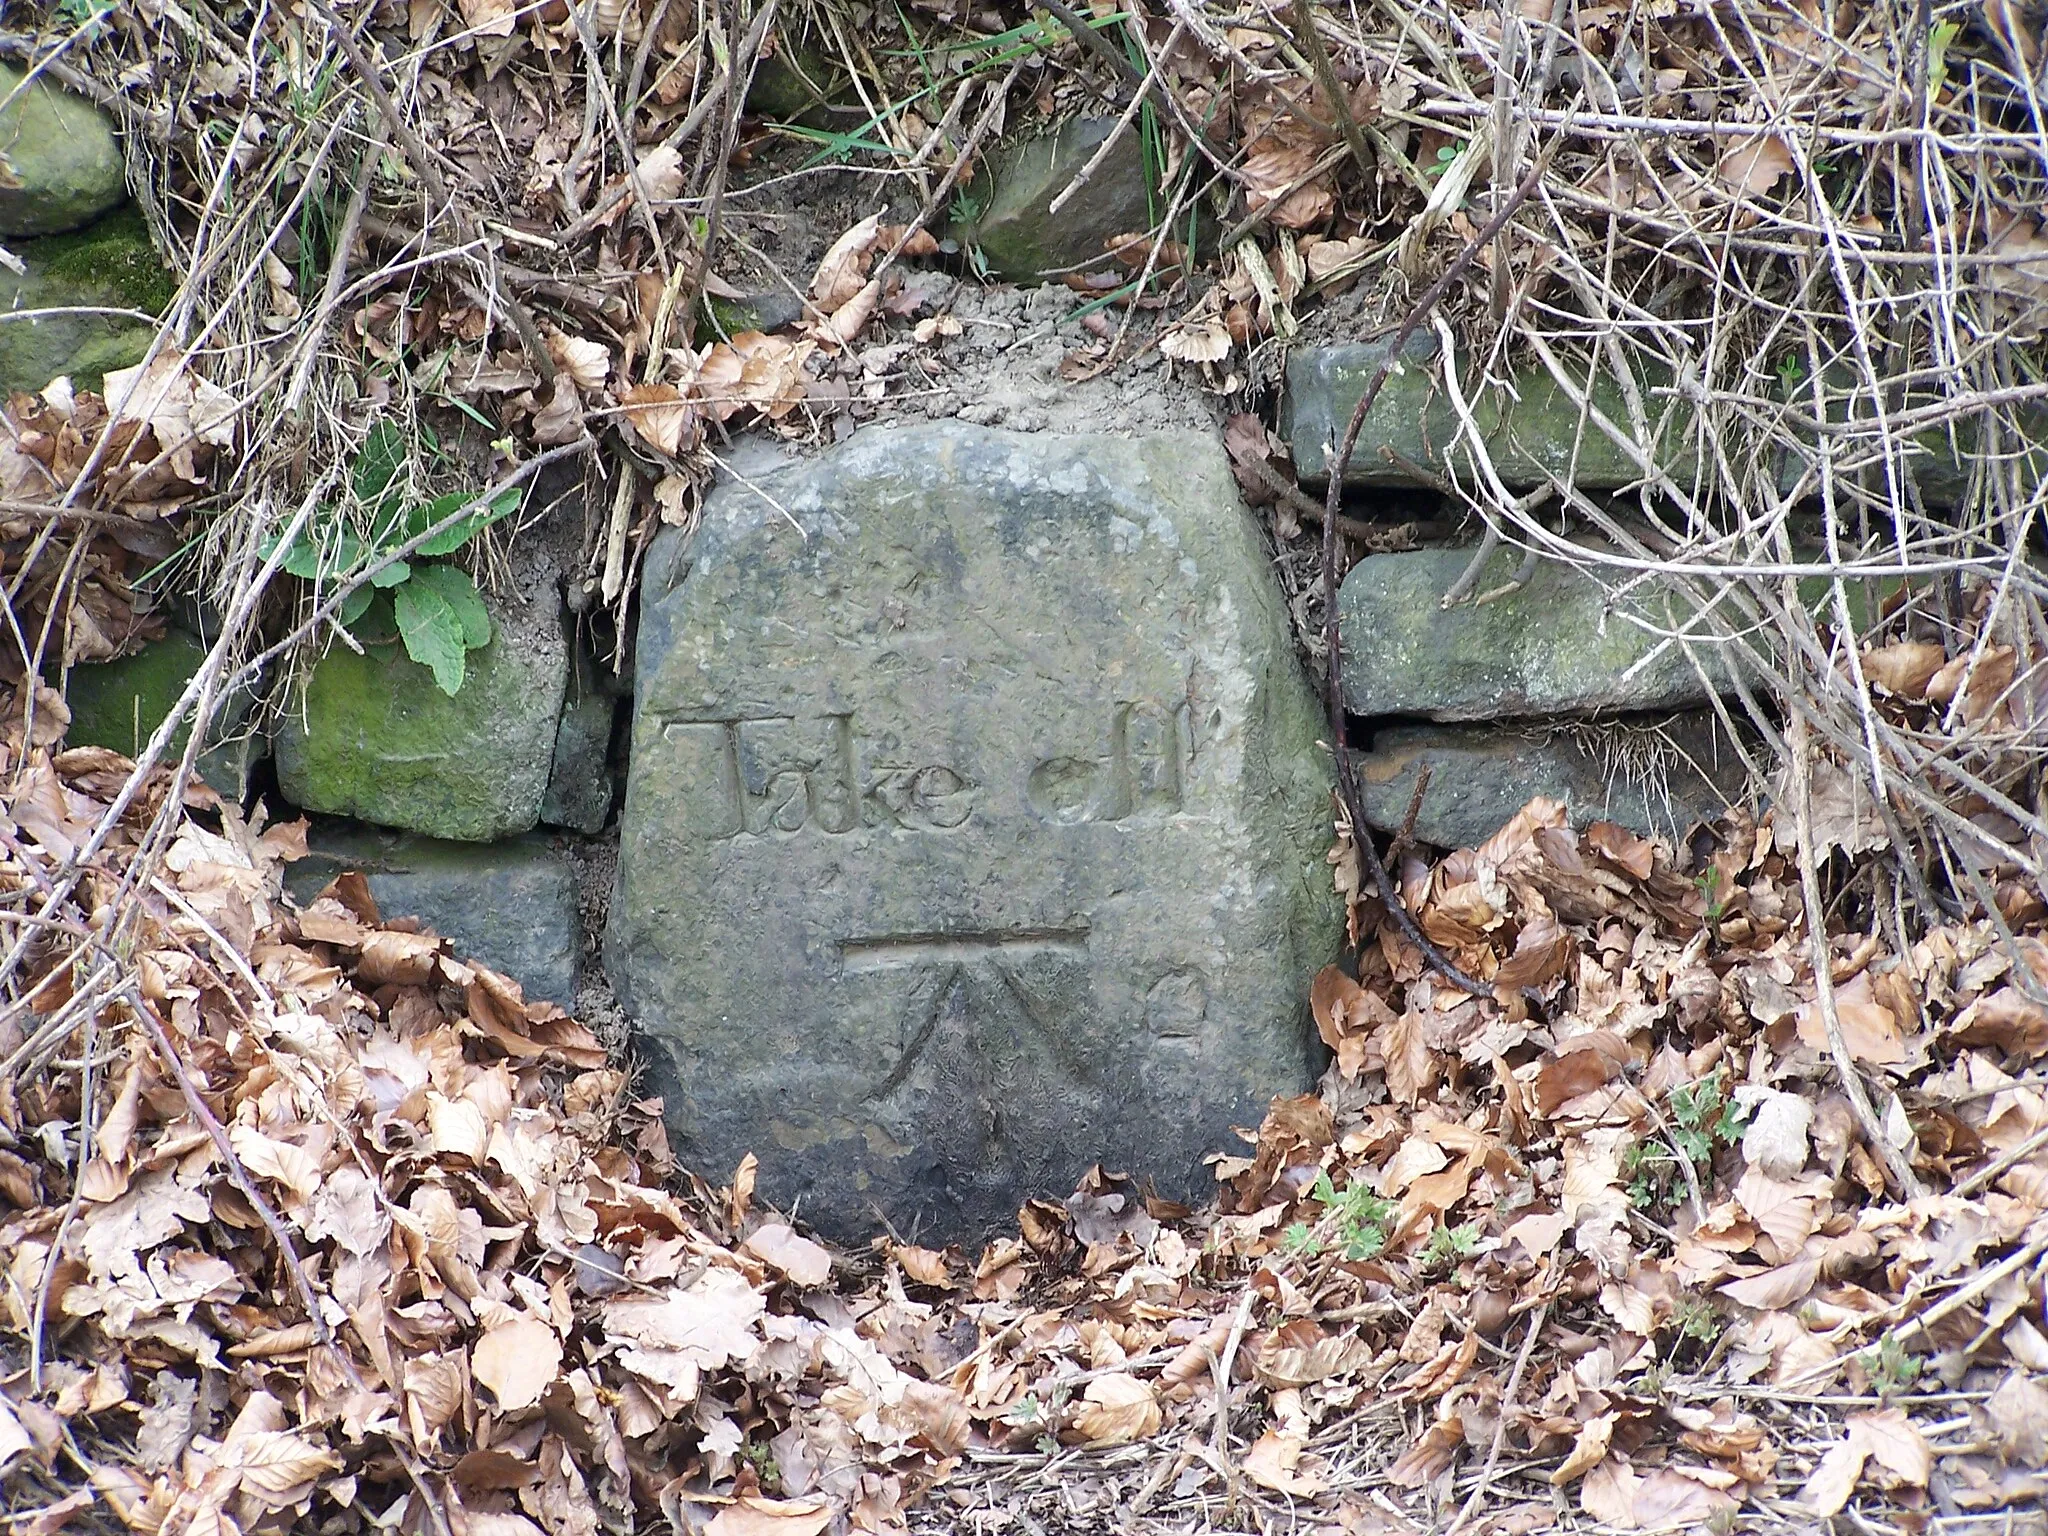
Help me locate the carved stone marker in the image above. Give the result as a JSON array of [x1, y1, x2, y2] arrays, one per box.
[[609, 423, 1339, 1239]]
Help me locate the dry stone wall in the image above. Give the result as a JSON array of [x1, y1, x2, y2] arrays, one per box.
[[26, 77, 1799, 1236], [0, 65, 168, 397]]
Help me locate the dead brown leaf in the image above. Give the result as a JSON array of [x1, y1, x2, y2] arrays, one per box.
[[1070, 1373, 1160, 1446]]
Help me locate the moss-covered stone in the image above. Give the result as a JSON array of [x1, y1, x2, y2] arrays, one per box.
[[1284, 337, 2045, 505], [1354, 715, 1755, 850], [274, 590, 567, 842], [1284, 334, 1682, 490], [62, 628, 262, 798], [1337, 545, 1880, 723], [702, 289, 804, 338], [945, 119, 1154, 282], [1338, 545, 1738, 720], [746, 32, 856, 123], [541, 645, 618, 834], [0, 63, 125, 237], [0, 206, 170, 395], [30, 205, 174, 310]]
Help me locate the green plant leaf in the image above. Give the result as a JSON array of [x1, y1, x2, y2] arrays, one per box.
[[337, 584, 376, 627], [406, 563, 491, 649], [365, 494, 408, 551], [277, 536, 325, 579], [394, 574, 470, 695], [352, 421, 409, 503], [412, 488, 522, 556], [1928, 19, 1961, 97], [264, 509, 366, 582], [370, 559, 411, 588]]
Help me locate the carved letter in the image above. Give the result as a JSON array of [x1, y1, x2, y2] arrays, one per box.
[[1122, 701, 1185, 815], [1028, 701, 1185, 825], [865, 759, 975, 830], [1027, 756, 1099, 823], [731, 716, 804, 834], [661, 719, 743, 839], [912, 765, 974, 829], [811, 713, 859, 834], [668, 712, 968, 837]]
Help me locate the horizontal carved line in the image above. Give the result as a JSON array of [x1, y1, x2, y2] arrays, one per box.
[[838, 927, 1090, 971]]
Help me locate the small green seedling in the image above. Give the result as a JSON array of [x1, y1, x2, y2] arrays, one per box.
[[948, 187, 987, 226], [1425, 142, 1466, 179], [56, 0, 116, 30], [261, 422, 519, 695], [1694, 865, 1728, 923], [1420, 1221, 1481, 1272], [1627, 1142, 1671, 1209], [1670, 1074, 1750, 1168], [1629, 1074, 1750, 1210], [1858, 1332, 1923, 1396], [1291, 1171, 1395, 1261], [1671, 1293, 1718, 1344], [739, 1439, 780, 1489], [1927, 18, 1962, 98]]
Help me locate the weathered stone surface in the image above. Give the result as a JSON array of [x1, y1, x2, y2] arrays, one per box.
[[1353, 715, 1755, 850], [1283, 338, 1996, 504], [542, 653, 618, 834], [286, 825, 583, 1006], [0, 207, 171, 395], [0, 64, 125, 237], [62, 628, 262, 799], [610, 422, 1339, 1239], [744, 31, 858, 125], [705, 289, 804, 337], [1339, 545, 1740, 721], [275, 589, 567, 842], [946, 119, 1151, 282], [1284, 334, 1662, 489]]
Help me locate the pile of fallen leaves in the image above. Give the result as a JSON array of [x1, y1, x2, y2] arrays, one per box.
[[0, 355, 244, 748], [4, 732, 2048, 1534], [0, 749, 976, 1536]]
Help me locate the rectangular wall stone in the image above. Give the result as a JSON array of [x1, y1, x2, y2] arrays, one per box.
[[608, 424, 1340, 1240], [1283, 337, 2008, 503]]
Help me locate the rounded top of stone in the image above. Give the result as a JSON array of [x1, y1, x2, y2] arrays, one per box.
[[652, 421, 1239, 603], [0, 62, 126, 238]]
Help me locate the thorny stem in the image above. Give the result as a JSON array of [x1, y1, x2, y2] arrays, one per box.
[[1211, 1289, 1257, 1518], [875, 64, 1023, 282], [28, 991, 98, 1392], [1319, 155, 1549, 1002], [0, 445, 586, 1011], [1038, 0, 1236, 176], [132, 992, 333, 1346], [1444, 1299, 1549, 1536], [1288, 0, 1373, 184], [308, 0, 556, 387], [1787, 711, 1927, 1200]]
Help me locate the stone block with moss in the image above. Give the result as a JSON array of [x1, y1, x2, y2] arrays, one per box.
[[62, 627, 263, 799], [1337, 544, 1881, 723], [275, 589, 567, 842], [944, 119, 1155, 282], [1352, 715, 1755, 851], [745, 30, 857, 125], [0, 207, 172, 396], [541, 644, 618, 834], [1284, 336, 2043, 506], [0, 63, 126, 237]]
